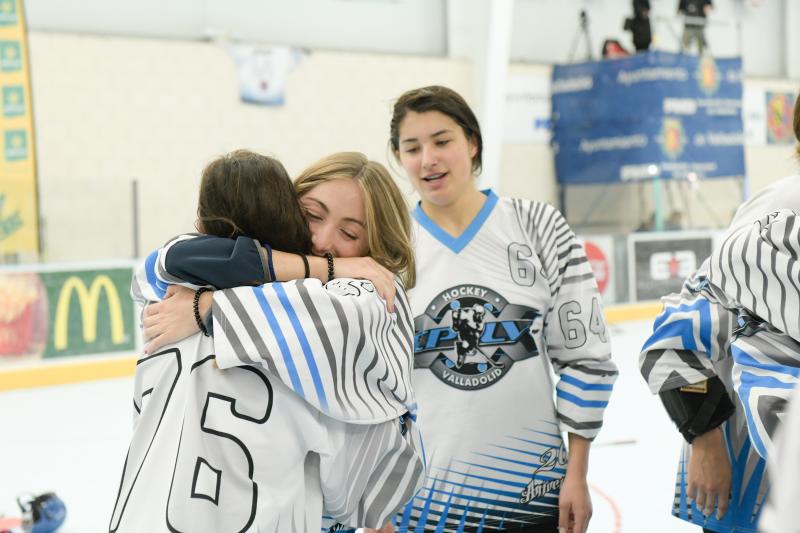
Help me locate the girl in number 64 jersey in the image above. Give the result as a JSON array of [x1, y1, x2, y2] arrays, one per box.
[[388, 86, 618, 533]]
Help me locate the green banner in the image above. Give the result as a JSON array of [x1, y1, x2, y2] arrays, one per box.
[[41, 268, 135, 358]]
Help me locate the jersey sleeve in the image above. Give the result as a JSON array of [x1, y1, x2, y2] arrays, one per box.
[[520, 201, 618, 440], [130, 233, 268, 308], [730, 320, 800, 458], [319, 415, 425, 529], [130, 234, 205, 307], [639, 261, 730, 394], [758, 384, 800, 532], [163, 234, 269, 288], [211, 278, 417, 424], [706, 209, 800, 458], [708, 209, 800, 343]]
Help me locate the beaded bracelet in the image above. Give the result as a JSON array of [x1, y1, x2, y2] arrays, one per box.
[[325, 252, 335, 282], [194, 287, 212, 337]]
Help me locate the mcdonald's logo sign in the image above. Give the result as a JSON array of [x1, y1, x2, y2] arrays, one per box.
[[54, 275, 124, 350], [43, 269, 135, 358]]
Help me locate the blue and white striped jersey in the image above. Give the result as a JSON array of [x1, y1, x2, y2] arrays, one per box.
[[640, 265, 767, 533], [211, 277, 417, 425], [131, 234, 419, 425], [121, 237, 426, 531], [707, 206, 800, 459], [639, 174, 800, 532], [759, 384, 800, 533], [395, 191, 617, 532]]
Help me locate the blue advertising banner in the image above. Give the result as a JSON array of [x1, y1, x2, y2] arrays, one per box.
[[551, 51, 745, 185]]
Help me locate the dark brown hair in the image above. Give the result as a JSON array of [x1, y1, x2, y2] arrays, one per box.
[[197, 149, 311, 254], [794, 92, 800, 158], [389, 85, 483, 174]]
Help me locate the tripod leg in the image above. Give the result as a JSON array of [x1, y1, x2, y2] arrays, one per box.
[[584, 27, 594, 60], [568, 28, 582, 62]]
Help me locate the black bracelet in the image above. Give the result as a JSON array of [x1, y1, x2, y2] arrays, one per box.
[[194, 287, 212, 337], [325, 252, 334, 282], [299, 254, 310, 279]]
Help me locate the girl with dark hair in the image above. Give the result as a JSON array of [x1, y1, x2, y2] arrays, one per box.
[[112, 150, 424, 533], [387, 86, 618, 533]]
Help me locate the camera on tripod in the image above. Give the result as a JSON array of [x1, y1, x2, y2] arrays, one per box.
[[568, 9, 594, 61]]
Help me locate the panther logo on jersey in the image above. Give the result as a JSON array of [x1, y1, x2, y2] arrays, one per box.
[[414, 284, 541, 390]]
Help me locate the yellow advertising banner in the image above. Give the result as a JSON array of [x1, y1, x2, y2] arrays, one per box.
[[0, 0, 38, 258]]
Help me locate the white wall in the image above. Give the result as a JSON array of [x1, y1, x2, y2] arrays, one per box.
[[27, 30, 798, 261], [24, 0, 448, 56], [28, 31, 471, 261], [25, 0, 798, 78]]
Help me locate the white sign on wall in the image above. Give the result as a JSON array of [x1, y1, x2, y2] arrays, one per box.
[[743, 86, 767, 146], [227, 45, 305, 106], [503, 74, 551, 144]]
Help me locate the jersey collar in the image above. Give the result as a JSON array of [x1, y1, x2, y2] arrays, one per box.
[[413, 189, 499, 254]]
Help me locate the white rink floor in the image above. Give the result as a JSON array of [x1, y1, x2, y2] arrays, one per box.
[[0, 320, 701, 533]]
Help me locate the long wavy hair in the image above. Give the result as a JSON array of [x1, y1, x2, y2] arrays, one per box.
[[294, 152, 416, 288]]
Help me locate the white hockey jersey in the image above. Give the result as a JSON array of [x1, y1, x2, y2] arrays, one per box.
[[759, 384, 800, 533], [708, 205, 800, 459], [639, 174, 800, 532], [395, 191, 617, 531], [703, 177, 800, 533], [639, 264, 768, 532], [112, 244, 426, 532]]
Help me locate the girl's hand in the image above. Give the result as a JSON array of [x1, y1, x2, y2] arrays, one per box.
[[558, 473, 592, 533], [559, 434, 592, 533], [687, 427, 731, 519], [142, 285, 211, 354], [333, 257, 397, 312]]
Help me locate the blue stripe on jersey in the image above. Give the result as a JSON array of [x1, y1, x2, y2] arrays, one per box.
[[736, 368, 795, 458], [435, 493, 454, 533], [251, 286, 306, 399], [675, 420, 762, 532], [396, 499, 414, 531], [732, 344, 800, 378], [451, 462, 565, 484], [524, 426, 562, 440], [427, 477, 523, 503], [489, 444, 551, 464], [441, 468, 527, 489], [558, 374, 614, 391], [555, 388, 609, 408], [460, 460, 545, 480], [644, 297, 711, 353], [272, 283, 329, 412], [144, 249, 167, 300], [677, 452, 688, 518], [419, 429, 428, 470], [740, 451, 766, 525], [423, 483, 550, 513], [413, 190, 499, 254], [509, 436, 560, 449]]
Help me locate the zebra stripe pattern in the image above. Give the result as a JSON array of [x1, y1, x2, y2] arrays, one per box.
[[212, 277, 418, 425], [707, 209, 800, 458], [639, 263, 770, 530], [513, 199, 617, 440]]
